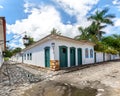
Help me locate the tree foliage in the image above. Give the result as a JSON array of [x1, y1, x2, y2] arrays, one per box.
[[74, 27, 90, 40], [75, 8, 115, 42], [12, 47, 22, 54], [4, 47, 22, 58], [4, 47, 13, 58], [102, 35, 120, 53], [74, 8, 117, 54], [94, 42, 107, 52], [88, 8, 115, 40], [24, 36, 35, 47], [51, 28, 61, 35]]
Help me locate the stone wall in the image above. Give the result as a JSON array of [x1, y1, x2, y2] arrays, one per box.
[[0, 62, 43, 85], [50, 60, 59, 71]]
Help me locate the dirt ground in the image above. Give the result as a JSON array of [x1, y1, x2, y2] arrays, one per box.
[[1, 60, 120, 96]]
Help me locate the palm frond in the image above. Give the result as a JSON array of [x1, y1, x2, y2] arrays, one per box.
[[99, 25, 107, 29], [102, 19, 114, 25], [104, 14, 115, 19], [100, 8, 109, 16], [112, 34, 120, 39]]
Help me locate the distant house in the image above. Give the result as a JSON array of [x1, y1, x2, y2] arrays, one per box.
[[0, 17, 6, 67], [11, 34, 95, 70]]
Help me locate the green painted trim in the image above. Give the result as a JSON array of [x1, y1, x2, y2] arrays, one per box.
[[103, 53, 105, 61], [44, 46, 50, 49], [44, 47, 50, 67], [94, 52, 96, 63], [59, 46, 68, 67], [70, 47, 76, 67], [77, 48, 82, 65]]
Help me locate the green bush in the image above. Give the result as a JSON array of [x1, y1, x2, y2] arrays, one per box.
[[105, 48, 118, 54], [94, 42, 107, 52], [4, 57, 9, 61]]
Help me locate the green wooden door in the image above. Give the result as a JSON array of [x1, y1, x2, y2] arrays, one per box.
[[103, 53, 105, 61], [77, 48, 82, 65], [44, 47, 50, 67], [70, 47, 76, 67], [59, 46, 68, 67], [94, 52, 96, 63]]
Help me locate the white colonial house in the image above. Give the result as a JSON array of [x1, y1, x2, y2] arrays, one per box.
[[0, 17, 6, 67], [11, 34, 96, 70]]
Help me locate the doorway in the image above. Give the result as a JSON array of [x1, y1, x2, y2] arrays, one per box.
[[59, 46, 68, 67], [77, 48, 82, 65], [70, 47, 76, 67], [44, 47, 50, 67]]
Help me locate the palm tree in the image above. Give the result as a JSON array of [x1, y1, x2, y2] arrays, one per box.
[[75, 22, 107, 42], [88, 22, 106, 41], [74, 27, 90, 40], [88, 8, 115, 40], [112, 34, 120, 40], [51, 28, 61, 35]]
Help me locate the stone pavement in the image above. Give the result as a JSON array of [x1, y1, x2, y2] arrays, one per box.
[[0, 60, 120, 96]]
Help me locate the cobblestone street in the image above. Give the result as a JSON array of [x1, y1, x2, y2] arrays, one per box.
[[0, 60, 120, 96]]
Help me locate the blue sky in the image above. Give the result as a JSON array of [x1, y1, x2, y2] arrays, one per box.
[[0, 0, 120, 48]]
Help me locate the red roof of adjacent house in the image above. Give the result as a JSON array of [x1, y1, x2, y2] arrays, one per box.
[[0, 17, 6, 51]]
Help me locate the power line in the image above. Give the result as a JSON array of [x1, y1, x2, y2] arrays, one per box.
[[7, 32, 26, 43], [0, 31, 26, 46]]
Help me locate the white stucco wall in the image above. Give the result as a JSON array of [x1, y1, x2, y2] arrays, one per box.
[[110, 55, 114, 60], [105, 53, 111, 61], [0, 47, 3, 67], [0, 18, 5, 67], [114, 54, 120, 60], [21, 40, 54, 67], [0, 55, 3, 67], [54, 39, 94, 66], [11, 53, 22, 63], [95, 52, 104, 63], [95, 52, 120, 63]]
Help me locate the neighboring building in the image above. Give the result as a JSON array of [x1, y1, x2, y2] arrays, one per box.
[[11, 34, 95, 70], [0, 17, 6, 67]]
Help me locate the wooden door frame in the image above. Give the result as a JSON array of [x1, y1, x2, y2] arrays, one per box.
[[70, 47, 76, 67], [77, 48, 82, 65], [44, 47, 50, 67], [59, 46, 68, 67]]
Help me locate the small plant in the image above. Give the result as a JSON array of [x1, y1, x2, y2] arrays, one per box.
[[4, 57, 9, 61]]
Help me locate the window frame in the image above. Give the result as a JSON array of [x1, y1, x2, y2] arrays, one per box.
[[30, 53, 32, 60], [24, 54, 26, 60], [85, 48, 89, 58], [27, 53, 29, 60], [90, 49, 93, 58]]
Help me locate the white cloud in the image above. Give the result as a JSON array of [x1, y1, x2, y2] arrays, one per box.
[[113, 0, 120, 5], [7, 0, 100, 48], [101, 18, 120, 35], [24, 1, 38, 13], [7, 5, 79, 48], [102, 26, 113, 34], [54, 0, 99, 18], [112, 0, 120, 11], [53, 0, 99, 29], [7, 6, 61, 40], [114, 18, 120, 27], [0, 5, 3, 9]]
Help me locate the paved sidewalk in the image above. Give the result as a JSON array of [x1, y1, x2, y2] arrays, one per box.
[[16, 60, 120, 77], [17, 64, 42, 75]]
